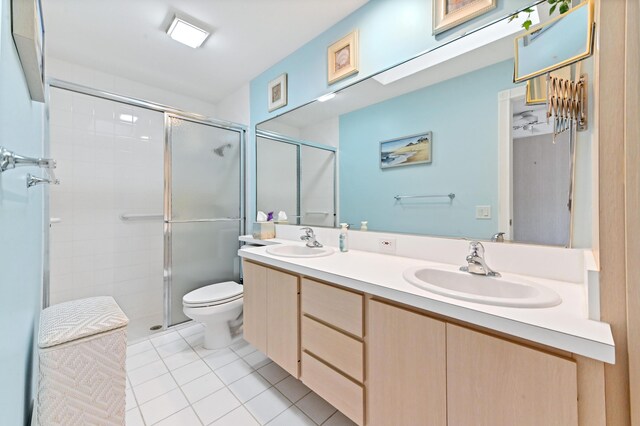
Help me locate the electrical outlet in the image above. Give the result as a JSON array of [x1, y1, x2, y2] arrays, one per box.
[[378, 238, 396, 254]]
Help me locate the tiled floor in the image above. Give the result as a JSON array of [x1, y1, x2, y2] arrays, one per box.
[[125, 323, 356, 426]]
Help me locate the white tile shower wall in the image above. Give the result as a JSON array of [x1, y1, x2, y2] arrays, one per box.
[[46, 57, 218, 117], [49, 87, 165, 339], [273, 224, 587, 284]]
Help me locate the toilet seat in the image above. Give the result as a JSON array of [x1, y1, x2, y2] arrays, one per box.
[[183, 281, 243, 308]]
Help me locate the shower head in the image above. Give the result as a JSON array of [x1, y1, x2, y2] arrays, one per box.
[[213, 143, 232, 157]]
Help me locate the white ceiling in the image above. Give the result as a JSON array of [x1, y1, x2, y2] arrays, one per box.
[[42, 0, 369, 104]]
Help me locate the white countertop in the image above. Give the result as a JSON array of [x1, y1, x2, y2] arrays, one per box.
[[238, 243, 615, 364]]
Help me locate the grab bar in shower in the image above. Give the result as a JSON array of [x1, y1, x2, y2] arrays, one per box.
[[120, 213, 164, 221], [120, 215, 243, 222], [305, 211, 330, 215], [394, 193, 456, 201], [166, 218, 242, 223]]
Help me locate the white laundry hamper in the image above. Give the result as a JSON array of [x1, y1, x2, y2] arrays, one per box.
[[36, 296, 129, 426]]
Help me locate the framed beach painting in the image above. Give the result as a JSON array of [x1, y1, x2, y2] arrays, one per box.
[[433, 0, 496, 35], [268, 73, 287, 112], [380, 132, 432, 169], [327, 30, 359, 84]]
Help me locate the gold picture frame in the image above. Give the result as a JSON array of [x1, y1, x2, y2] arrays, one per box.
[[327, 30, 359, 85], [267, 73, 288, 112], [433, 0, 496, 35], [513, 0, 594, 83]]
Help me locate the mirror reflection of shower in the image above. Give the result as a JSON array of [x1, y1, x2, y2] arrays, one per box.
[[213, 143, 232, 157]]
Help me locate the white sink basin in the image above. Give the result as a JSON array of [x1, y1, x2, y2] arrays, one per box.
[[266, 244, 334, 258], [403, 266, 561, 308]]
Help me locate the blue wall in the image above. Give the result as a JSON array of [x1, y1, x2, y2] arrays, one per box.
[[0, 0, 46, 423], [248, 0, 533, 223], [339, 60, 514, 238]]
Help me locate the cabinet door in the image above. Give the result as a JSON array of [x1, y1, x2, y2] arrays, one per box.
[[267, 268, 300, 377], [368, 300, 446, 426], [446, 324, 578, 426], [242, 260, 267, 353]]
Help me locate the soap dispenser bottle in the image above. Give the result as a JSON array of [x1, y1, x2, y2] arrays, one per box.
[[339, 223, 349, 252]]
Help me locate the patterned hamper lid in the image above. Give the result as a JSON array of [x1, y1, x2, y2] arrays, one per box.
[[39, 296, 129, 349]]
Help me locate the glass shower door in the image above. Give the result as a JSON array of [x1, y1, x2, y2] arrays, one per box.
[[165, 115, 243, 326]]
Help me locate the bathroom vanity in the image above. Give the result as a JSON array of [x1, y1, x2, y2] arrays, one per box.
[[239, 238, 613, 426]]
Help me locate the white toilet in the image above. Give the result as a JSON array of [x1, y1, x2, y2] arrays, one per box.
[[182, 281, 243, 349]]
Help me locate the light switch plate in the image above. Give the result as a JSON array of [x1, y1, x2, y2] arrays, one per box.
[[476, 205, 491, 219]]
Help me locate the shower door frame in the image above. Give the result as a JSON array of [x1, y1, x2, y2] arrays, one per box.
[[163, 113, 246, 329], [255, 129, 338, 227], [46, 79, 247, 331]]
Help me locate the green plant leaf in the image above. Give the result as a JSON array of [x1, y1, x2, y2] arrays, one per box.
[[523, 19, 533, 30], [508, 13, 518, 22], [550, 4, 557, 14], [523, 7, 534, 12], [559, 3, 569, 14], [548, 0, 558, 4]]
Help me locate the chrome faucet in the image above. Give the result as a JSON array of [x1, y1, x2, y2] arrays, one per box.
[[460, 241, 501, 277], [491, 232, 505, 242], [300, 227, 323, 248]]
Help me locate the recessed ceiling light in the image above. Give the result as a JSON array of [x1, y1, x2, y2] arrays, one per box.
[[317, 93, 336, 102], [167, 16, 210, 48]]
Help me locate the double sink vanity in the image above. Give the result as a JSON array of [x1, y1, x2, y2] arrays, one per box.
[[238, 226, 614, 426]]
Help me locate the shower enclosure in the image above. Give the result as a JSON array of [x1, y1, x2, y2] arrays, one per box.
[[256, 131, 336, 227], [47, 82, 245, 340], [164, 115, 243, 326]]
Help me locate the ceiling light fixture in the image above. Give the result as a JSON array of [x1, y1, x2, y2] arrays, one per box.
[[317, 93, 336, 102], [167, 16, 210, 48]]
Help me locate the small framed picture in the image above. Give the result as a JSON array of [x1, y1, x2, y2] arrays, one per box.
[[380, 132, 432, 169], [268, 73, 288, 112], [433, 0, 496, 35], [327, 30, 359, 85]]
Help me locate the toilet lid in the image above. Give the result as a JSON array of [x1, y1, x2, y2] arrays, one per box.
[[183, 281, 243, 306]]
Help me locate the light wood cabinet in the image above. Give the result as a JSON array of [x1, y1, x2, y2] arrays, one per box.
[[266, 267, 299, 376], [446, 323, 578, 426], [242, 260, 267, 353], [243, 260, 583, 426], [300, 278, 365, 424], [367, 300, 447, 426], [301, 315, 363, 382], [242, 260, 300, 377], [301, 278, 363, 337], [301, 352, 364, 425]]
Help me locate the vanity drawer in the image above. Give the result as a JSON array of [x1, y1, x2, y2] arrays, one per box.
[[301, 351, 364, 425], [301, 278, 363, 337], [301, 315, 363, 382]]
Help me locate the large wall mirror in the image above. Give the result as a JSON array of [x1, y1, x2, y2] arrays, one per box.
[[256, 0, 594, 248]]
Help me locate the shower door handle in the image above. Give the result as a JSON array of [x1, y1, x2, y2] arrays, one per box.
[[165, 217, 242, 223]]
